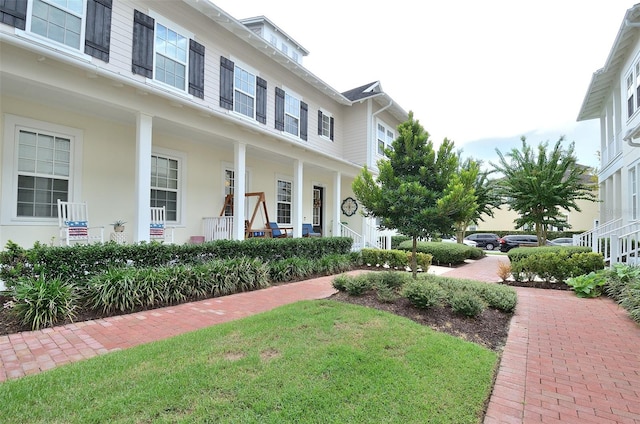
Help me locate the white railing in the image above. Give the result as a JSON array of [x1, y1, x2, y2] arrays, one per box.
[[203, 216, 233, 241], [575, 219, 640, 265], [339, 223, 363, 251]]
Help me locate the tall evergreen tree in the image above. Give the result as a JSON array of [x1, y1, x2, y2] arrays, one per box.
[[352, 112, 458, 278]]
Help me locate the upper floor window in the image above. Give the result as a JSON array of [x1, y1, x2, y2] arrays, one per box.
[[318, 110, 334, 141], [132, 10, 205, 98], [275, 87, 308, 140], [377, 122, 394, 156], [219, 57, 267, 123], [154, 23, 187, 91], [6, 0, 112, 61], [627, 69, 636, 119], [31, 0, 83, 49], [1, 115, 82, 224], [281, 43, 288, 55]]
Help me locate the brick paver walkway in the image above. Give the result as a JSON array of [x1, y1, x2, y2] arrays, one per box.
[[444, 255, 640, 424], [1, 255, 639, 424]]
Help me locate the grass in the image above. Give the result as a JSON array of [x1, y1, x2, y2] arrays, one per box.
[[0, 301, 497, 424]]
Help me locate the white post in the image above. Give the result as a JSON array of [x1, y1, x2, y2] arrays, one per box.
[[333, 171, 341, 237], [293, 159, 303, 238], [233, 142, 246, 240], [610, 234, 619, 267], [135, 113, 153, 243]]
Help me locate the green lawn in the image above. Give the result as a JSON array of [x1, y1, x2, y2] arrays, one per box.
[[0, 301, 497, 423]]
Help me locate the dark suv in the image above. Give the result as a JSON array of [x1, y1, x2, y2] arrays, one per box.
[[499, 235, 540, 252], [464, 233, 500, 250]]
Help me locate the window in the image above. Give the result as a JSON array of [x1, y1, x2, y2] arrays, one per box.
[[377, 122, 394, 155], [281, 43, 288, 55], [275, 87, 308, 140], [223, 169, 235, 216], [154, 23, 187, 90], [631, 167, 638, 221], [132, 10, 205, 98], [2, 115, 82, 224], [627, 71, 635, 118], [31, 0, 83, 49], [318, 110, 334, 141], [219, 57, 267, 123], [11, 0, 112, 61], [269, 34, 277, 46], [285, 93, 300, 136], [276, 179, 292, 224], [150, 154, 179, 221], [16, 130, 70, 217]]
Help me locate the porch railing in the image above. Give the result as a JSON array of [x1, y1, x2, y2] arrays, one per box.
[[339, 223, 363, 251], [575, 219, 640, 265], [202, 216, 233, 241]]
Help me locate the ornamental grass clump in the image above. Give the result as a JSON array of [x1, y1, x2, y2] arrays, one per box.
[[10, 274, 78, 330]]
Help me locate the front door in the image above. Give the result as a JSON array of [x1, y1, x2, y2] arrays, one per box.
[[312, 186, 323, 235]]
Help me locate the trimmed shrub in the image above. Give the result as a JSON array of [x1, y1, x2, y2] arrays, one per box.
[[343, 274, 373, 296], [10, 275, 78, 330], [449, 291, 485, 317], [402, 279, 445, 309], [397, 241, 480, 265], [508, 246, 604, 283]]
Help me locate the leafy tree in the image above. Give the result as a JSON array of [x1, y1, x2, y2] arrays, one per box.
[[352, 112, 458, 278], [437, 160, 478, 243], [492, 136, 598, 244]]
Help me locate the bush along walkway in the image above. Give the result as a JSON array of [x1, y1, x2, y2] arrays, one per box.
[[0, 273, 344, 382], [447, 256, 640, 424]]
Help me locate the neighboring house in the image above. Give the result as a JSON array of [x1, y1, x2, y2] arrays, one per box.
[[577, 3, 640, 264], [474, 198, 599, 234], [0, 0, 407, 249]]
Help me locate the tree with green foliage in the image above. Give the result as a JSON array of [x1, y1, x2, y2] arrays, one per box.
[[492, 136, 598, 244], [352, 112, 458, 278], [437, 160, 478, 243]]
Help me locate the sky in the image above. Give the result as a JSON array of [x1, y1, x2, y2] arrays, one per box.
[[212, 1, 635, 169]]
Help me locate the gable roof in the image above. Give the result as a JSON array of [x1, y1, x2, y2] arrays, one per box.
[[342, 81, 382, 101], [578, 4, 640, 121]]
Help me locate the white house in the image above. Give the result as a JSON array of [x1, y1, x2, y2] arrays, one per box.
[[577, 3, 640, 264], [0, 0, 407, 249]]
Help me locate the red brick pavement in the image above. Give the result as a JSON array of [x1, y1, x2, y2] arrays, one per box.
[[443, 255, 640, 424], [2, 255, 640, 424]]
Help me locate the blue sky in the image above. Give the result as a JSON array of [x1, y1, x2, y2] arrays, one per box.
[[213, 1, 633, 169]]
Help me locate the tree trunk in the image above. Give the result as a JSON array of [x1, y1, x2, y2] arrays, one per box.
[[412, 236, 418, 279]]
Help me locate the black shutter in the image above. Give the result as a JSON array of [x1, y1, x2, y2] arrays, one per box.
[[0, 0, 26, 29], [256, 76, 267, 124], [132, 10, 154, 78], [85, 0, 112, 62], [300, 101, 308, 141], [317, 110, 323, 135], [188, 39, 205, 99], [330, 117, 334, 141], [275, 87, 285, 131], [219, 56, 234, 110]]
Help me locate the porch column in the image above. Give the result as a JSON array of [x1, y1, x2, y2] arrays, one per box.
[[293, 159, 303, 238], [613, 171, 620, 221], [233, 142, 247, 240], [134, 113, 153, 243], [333, 171, 341, 237]]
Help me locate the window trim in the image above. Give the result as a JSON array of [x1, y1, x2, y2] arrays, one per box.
[[147, 10, 194, 95], [150, 146, 186, 226], [230, 58, 259, 120], [1, 114, 83, 225], [318, 109, 334, 141], [376, 120, 395, 157], [631, 164, 638, 221], [18, 0, 92, 60], [275, 176, 293, 225]]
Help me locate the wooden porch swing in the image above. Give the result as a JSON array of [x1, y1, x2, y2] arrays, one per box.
[[219, 192, 272, 238]]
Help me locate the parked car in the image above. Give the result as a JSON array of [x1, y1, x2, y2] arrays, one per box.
[[498, 235, 539, 252], [550, 237, 574, 246], [442, 236, 478, 247], [464, 233, 501, 250]]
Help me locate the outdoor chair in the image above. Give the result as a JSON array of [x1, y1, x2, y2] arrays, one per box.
[[57, 199, 104, 246], [150, 206, 175, 243], [302, 223, 321, 237], [268, 222, 293, 238]]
